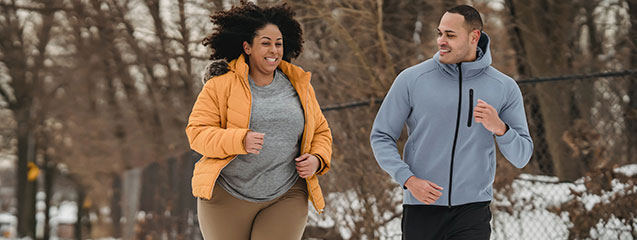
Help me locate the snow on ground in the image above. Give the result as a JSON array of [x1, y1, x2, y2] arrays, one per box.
[[0, 212, 17, 238], [614, 164, 637, 177], [52, 201, 78, 225], [0, 201, 78, 240], [309, 164, 637, 239]]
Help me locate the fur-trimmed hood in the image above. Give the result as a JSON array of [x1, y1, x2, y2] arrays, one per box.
[[201, 59, 230, 84]]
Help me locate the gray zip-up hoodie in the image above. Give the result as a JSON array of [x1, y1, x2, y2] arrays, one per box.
[[370, 33, 533, 206]]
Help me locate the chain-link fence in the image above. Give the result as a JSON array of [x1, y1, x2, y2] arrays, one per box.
[[489, 71, 636, 240]]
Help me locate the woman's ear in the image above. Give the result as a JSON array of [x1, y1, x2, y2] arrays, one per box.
[[243, 41, 251, 55]]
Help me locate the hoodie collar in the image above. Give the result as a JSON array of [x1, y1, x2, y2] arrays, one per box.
[[433, 31, 492, 80]]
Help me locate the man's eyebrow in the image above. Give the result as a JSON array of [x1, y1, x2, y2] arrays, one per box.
[[436, 29, 457, 33]]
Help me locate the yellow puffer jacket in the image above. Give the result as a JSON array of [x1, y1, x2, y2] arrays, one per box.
[[186, 54, 332, 213]]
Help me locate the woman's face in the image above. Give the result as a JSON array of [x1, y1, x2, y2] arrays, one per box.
[[243, 24, 283, 76]]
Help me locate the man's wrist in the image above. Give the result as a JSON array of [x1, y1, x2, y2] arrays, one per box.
[[495, 122, 508, 136], [404, 176, 415, 189]]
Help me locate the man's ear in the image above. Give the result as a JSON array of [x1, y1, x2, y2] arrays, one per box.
[[471, 30, 481, 44], [243, 41, 251, 55]]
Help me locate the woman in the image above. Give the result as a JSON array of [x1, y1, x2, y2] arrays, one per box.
[[185, 1, 332, 239]]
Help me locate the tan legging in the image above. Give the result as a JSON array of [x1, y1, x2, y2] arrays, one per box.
[[197, 178, 308, 240]]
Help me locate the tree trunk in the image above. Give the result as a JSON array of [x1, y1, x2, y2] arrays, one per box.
[[508, 0, 586, 180], [627, 0, 637, 162], [110, 173, 122, 238], [16, 113, 37, 238], [75, 186, 85, 240], [178, 0, 194, 106], [43, 155, 54, 240], [28, 175, 37, 239], [2, 2, 57, 237], [15, 114, 30, 238], [102, 41, 124, 239], [571, 1, 601, 168], [504, 0, 555, 175]]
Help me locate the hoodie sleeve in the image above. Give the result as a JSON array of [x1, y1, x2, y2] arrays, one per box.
[[370, 71, 414, 187], [186, 79, 249, 159], [495, 81, 534, 168]]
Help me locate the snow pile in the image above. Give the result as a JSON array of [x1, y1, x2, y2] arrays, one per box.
[[493, 167, 636, 240], [51, 201, 78, 225]]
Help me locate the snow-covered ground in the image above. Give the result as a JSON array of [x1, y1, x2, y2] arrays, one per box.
[[0, 201, 77, 240], [493, 165, 637, 240], [308, 164, 637, 240]]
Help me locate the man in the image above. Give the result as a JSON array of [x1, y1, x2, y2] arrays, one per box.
[[370, 5, 533, 240]]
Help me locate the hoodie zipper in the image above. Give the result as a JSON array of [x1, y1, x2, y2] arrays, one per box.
[[448, 63, 463, 207], [467, 89, 474, 127]]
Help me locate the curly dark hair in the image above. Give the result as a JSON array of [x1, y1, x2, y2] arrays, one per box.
[[202, 0, 303, 62]]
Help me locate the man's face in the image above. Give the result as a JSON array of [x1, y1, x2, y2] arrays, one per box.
[[437, 12, 477, 64]]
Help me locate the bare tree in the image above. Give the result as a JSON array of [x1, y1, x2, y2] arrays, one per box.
[[502, 0, 596, 181], [0, 0, 64, 237], [626, 0, 637, 164]]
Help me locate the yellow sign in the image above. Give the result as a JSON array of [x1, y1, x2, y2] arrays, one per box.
[[27, 162, 40, 181]]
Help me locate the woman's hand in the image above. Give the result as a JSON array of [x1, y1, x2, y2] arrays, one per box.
[[244, 131, 265, 154], [295, 154, 319, 178]]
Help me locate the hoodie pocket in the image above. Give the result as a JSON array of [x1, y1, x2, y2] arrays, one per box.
[[467, 89, 474, 127]]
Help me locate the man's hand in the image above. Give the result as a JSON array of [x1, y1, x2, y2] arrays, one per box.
[[474, 99, 507, 136], [404, 176, 443, 204], [295, 154, 319, 178], [244, 131, 265, 154]]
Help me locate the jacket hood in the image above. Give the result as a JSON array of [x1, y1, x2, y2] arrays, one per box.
[[202, 59, 230, 84], [433, 31, 492, 79]]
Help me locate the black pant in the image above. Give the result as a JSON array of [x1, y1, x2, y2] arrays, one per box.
[[402, 201, 491, 240]]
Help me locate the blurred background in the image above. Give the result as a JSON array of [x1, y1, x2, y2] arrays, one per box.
[[0, 0, 635, 239]]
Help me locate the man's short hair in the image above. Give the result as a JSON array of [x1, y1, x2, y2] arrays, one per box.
[[446, 5, 483, 32]]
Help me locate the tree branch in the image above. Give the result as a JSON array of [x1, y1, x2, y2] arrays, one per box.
[[0, 84, 14, 108], [0, 2, 67, 12], [375, 0, 395, 87]]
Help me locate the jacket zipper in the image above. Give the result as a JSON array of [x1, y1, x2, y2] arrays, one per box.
[[208, 68, 253, 199], [449, 63, 463, 207], [467, 89, 474, 127]]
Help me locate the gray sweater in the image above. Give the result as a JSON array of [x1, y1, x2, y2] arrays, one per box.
[[218, 69, 304, 202], [370, 33, 533, 206]]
